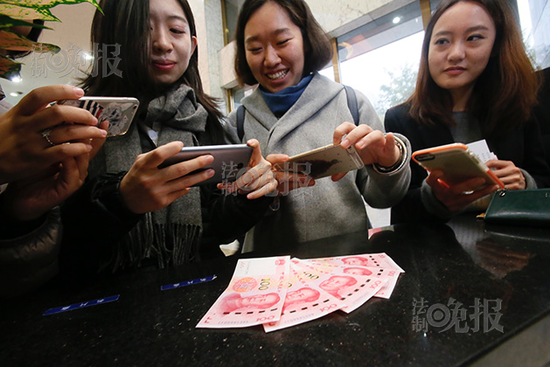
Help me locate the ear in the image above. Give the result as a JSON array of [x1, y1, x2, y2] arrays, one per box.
[[190, 35, 198, 55]]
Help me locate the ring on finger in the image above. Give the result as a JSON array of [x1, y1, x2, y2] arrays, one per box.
[[41, 127, 56, 146]]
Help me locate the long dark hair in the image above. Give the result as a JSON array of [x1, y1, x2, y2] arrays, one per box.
[[234, 0, 332, 86], [81, 0, 224, 142], [407, 0, 540, 136]]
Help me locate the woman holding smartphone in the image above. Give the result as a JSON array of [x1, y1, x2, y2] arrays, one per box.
[[226, 0, 412, 251], [385, 0, 550, 223], [61, 0, 277, 275]]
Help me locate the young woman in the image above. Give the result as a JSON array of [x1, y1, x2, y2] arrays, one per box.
[[385, 0, 550, 224], [226, 0, 412, 251], [60, 0, 277, 275]]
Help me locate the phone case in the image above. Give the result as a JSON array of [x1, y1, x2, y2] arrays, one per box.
[[159, 144, 253, 186], [60, 97, 139, 137], [275, 144, 364, 179], [412, 143, 504, 188]]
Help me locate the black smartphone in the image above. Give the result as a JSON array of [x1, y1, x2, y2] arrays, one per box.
[[159, 144, 253, 186]]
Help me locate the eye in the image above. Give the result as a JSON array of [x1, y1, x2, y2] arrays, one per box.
[[434, 38, 448, 45], [467, 34, 485, 41], [277, 39, 290, 46], [171, 28, 185, 35], [247, 47, 262, 53]]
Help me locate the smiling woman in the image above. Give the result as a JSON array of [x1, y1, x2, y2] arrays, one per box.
[[224, 0, 412, 252], [59, 0, 278, 276]]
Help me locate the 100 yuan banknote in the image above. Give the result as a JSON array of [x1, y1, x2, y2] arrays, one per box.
[[263, 267, 346, 333], [304, 253, 404, 299], [197, 256, 290, 329], [291, 259, 386, 314]]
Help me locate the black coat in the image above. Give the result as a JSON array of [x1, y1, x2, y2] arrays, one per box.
[[384, 103, 550, 224]]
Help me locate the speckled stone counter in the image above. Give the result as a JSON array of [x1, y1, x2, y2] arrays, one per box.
[[2, 216, 550, 366]]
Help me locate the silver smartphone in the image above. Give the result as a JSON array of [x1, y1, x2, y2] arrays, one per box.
[[159, 144, 253, 186], [59, 96, 140, 137]]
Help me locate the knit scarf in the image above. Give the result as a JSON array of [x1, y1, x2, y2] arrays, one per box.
[[93, 83, 208, 270]]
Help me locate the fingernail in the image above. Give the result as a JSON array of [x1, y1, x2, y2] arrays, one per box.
[[74, 87, 84, 97], [86, 144, 93, 151], [207, 169, 215, 177], [356, 141, 365, 149]]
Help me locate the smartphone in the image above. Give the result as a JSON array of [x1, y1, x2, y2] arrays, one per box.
[[159, 144, 253, 186], [274, 143, 364, 179], [59, 97, 140, 137], [412, 143, 504, 189]]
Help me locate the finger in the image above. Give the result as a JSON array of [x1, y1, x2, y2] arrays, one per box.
[[41, 143, 94, 168], [34, 104, 99, 131], [353, 129, 385, 150], [141, 141, 185, 169], [74, 153, 90, 181], [14, 85, 85, 117], [48, 124, 107, 144], [168, 168, 215, 188], [58, 158, 83, 194], [246, 179, 279, 199], [331, 172, 347, 182], [266, 154, 289, 166], [246, 139, 264, 167], [333, 122, 356, 146], [162, 155, 215, 182], [230, 164, 268, 192], [340, 125, 376, 149]]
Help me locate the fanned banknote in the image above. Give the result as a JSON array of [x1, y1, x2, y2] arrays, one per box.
[[197, 256, 290, 328]]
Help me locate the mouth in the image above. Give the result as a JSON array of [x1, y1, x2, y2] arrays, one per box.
[[153, 60, 176, 70], [266, 69, 288, 80], [444, 66, 466, 74]]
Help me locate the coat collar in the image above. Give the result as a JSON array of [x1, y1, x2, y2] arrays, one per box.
[[241, 73, 343, 150]]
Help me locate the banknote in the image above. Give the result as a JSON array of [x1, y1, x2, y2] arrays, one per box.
[[291, 259, 387, 314], [299, 255, 402, 299], [263, 267, 346, 333], [197, 256, 290, 329], [307, 253, 405, 273]]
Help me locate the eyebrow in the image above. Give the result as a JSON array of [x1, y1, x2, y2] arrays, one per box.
[[433, 25, 490, 38], [245, 28, 292, 44], [150, 13, 189, 25]]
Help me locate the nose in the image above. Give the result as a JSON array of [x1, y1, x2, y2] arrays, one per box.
[[448, 41, 465, 62], [264, 46, 281, 67], [151, 28, 173, 54]]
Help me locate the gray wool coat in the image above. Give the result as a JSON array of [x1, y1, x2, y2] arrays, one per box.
[[225, 73, 411, 251]]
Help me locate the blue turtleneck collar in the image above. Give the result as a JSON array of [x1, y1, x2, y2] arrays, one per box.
[[259, 74, 314, 118]]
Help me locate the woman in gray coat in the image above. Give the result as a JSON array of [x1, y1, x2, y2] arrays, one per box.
[[225, 0, 412, 251]]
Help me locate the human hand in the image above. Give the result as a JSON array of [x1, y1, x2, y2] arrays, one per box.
[[266, 153, 315, 196], [332, 122, 401, 181], [0, 85, 107, 184], [486, 160, 526, 190], [119, 141, 216, 214], [2, 154, 90, 221], [427, 170, 498, 212], [219, 139, 279, 199]]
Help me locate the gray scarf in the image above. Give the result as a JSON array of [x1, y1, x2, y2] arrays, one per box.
[[93, 83, 208, 270]]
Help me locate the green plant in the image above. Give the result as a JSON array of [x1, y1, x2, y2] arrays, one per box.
[[0, 0, 101, 80]]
